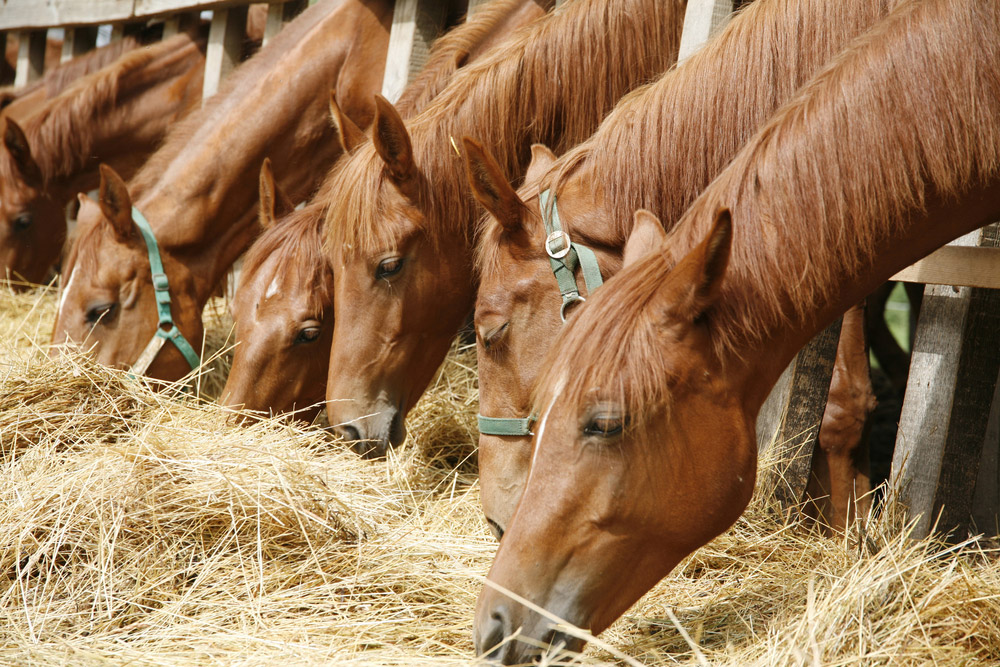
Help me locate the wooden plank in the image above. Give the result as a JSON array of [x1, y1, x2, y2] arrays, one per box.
[[891, 245, 1000, 289], [971, 368, 1000, 535], [381, 0, 450, 103], [0, 0, 274, 30], [678, 0, 733, 63], [766, 319, 843, 509], [891, 224, 1000, 540], [202, 4, 249, 101], [162, 15, 183, 38], [263, 0, 305, 46], [14, 29, 47, 87], [61, 26, 99, 62]]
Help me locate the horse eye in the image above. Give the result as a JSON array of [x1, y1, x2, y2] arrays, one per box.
[[376, 257, 403, 280], [85, 302, 118, 325], [294, 326, 321, 345], [481, 322, 509, 351], [584, 414, 625, 438], [13, 213, 32, 230]]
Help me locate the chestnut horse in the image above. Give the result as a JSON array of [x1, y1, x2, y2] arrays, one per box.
[[475, 0, 1000, 661], [0, 32, 206, 286], [52, 0, 392, 382], [322, 0, 686, 456], [467, 0, 896, 539], [222, 0, 552, 420]]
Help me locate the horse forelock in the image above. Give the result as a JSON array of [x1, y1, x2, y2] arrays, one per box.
[[241, 203, 334, 315], [536, 0, 1000, 421]]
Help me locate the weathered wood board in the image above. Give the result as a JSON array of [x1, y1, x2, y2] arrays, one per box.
[[892, 224, 1000, 540]]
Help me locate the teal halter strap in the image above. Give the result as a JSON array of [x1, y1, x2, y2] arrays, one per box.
[[130, 206, 201, 375], [539, 189, 604, 321], [477, 190, 604, 437]]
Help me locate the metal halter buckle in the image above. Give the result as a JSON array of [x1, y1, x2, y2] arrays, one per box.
[[545, 230, 572, 259], [560, 294, 586, 322]]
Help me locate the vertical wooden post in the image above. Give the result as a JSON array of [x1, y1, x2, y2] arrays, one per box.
[[203, 5, 249, 101], [891, 224, 1000, 539], [61, 26, 99, 63], [972, 371, 1000, 535], [678, 0, 733, 63], [381, 0, 450, 103], [14, 29, 47, 87], [264, 0, 307, 46], [763, 320, 843, 508]]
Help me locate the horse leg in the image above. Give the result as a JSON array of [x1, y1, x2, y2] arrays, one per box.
[[806, 303, 876, 532]]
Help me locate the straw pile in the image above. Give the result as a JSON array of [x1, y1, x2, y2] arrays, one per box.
[[1, 283, 999, 666]]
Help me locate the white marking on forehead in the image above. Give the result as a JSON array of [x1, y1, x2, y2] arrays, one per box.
[[57, 266, 77, 315], [264, 276, 280, 300], [529, 373, 567, 473]]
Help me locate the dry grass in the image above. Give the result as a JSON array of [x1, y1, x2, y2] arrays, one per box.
[[1, 283, 999, 666]]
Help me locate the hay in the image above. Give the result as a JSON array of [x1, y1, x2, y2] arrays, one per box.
[[1, 284, 999, 666]]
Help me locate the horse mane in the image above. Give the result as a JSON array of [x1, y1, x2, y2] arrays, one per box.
[[324, 0, 685, 255], [535, 0, 1000, 422], [476, 0, 899, 278], [1, 33, 202, 185], [129, 0, 342, 195]]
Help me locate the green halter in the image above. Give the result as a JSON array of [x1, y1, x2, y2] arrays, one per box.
[[477, 190, 604, 437], [130, 206, 201, 376]]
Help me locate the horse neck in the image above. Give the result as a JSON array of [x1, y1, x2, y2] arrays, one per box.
[[662, 0, 1000, 413], [133, 0, 390, 307], [27, 34, 205, 202], [551, 0, 898, 249]]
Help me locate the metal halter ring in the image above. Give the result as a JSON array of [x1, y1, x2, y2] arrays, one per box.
[[560, 294, 586, 322], [545, 230, 572, 259]]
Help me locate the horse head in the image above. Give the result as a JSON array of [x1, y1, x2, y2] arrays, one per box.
[[222, 159, 332, 422], [51, 164, 202, 383], [324, 94, 475, 457], [474, 209, 758, 663], [0, 118, 65, 285]]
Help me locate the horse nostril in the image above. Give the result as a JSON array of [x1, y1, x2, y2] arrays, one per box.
[[334, 423, 362, 442], [476, 605, 511, 661]]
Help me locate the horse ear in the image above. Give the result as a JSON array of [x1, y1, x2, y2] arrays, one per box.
[[623, 209, 667, 268], [462, 136, 524, 233], [524, 144, 556, 185], [372, 94, 416, 187], [97, 164, 135, 242], [674, 207, 732, 320], [3, 118, 44, 188], [258, 157, 293, 229], [329, 91, 366, 153]]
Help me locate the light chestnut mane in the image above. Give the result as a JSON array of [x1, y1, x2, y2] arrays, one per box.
[[0, 34, 202, 187], [476, 0, 898, 278], [324, 0, 685, 255], [536, 0, 1000, 421]]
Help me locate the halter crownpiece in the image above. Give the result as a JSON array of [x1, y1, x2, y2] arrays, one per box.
[[130, 206, 201, 376], [477, 190, 604, 437]]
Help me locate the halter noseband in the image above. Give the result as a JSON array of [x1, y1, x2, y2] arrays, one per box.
[[477, 190, 603, 437], [130, 206, 201, 376]]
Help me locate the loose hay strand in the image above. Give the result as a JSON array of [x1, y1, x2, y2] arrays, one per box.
[[1, 285, 999, 665]]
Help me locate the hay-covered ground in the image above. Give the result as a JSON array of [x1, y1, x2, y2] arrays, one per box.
[[1, 283, 999, 666]]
